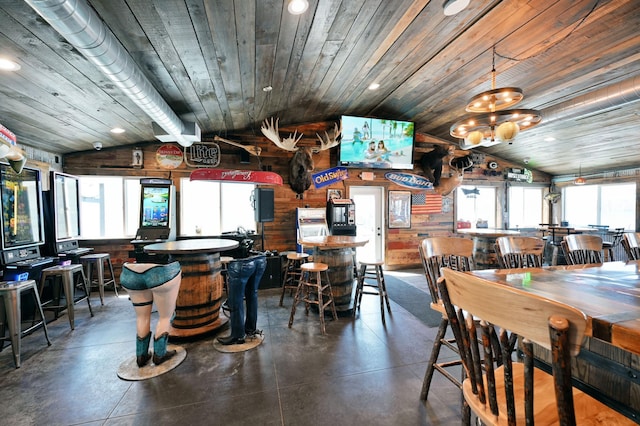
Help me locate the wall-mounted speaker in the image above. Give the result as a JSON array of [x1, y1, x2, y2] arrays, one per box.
[[254, 188, 274, 222]]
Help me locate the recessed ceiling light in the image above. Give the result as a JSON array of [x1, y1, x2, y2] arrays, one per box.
[[110, 127, 125, 134], [262, 86, 273, 92], [368, 83, 380, 90], [443, 0, 470, 16], [287, 0, 309, 15], [0, 58, 21, 72], [544, 136, 556, 142]]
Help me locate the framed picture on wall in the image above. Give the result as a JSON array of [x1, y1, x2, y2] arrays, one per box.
[[327, 189, 343, 201], [388, 190, 411, 229]]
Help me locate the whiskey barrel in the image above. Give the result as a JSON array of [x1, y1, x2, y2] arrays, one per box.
[[170, 253, 225, 337], [314, 247, 355, 313]]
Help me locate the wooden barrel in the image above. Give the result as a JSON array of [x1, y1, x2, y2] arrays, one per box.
[[314, 247, 355, 312], [472, 236, 499, 269], [170, 253, 225, 337]]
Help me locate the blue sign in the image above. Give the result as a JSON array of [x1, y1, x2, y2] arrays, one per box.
[[312, 167, 349, 189], [384, 172, 433, 189]]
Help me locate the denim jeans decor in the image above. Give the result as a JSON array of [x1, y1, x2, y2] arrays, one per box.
[[221, 254, 267, 344]]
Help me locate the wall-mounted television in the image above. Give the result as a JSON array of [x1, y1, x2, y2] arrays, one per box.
[[51, 172, 81, 242], [0, 164, 45, 250], [140, 185, 171, 228], [338, 115, 415, 169]]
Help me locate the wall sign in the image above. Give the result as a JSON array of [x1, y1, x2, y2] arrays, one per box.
[[384, 172, 433, 189], [312, 167, 348, 189], [184, 142, 221, 168], [505, 168, 533, 183], [156, 144, 183, 169], [189, 168, 283, 185]]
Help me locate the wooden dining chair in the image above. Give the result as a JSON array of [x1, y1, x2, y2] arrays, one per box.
[[562, 234, 603, 265], [440, 268, 635, 426], [418, 237, 473, 405], [495, 236, 545, 268], [622, 232, 640, 261]]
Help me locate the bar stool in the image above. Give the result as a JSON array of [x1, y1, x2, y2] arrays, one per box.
[[39, 264, 94, 330], [80, 253, 117, 305], [220, 256, 234, 316], [0, 280, 52, 368], [288, 262, 338, 335], [280, 252, 309, 306], [353, 260, 391, 324]]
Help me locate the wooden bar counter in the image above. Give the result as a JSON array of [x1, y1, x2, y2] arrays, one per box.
[[144, 238, 239, 338], [298, 235, 369, 313]]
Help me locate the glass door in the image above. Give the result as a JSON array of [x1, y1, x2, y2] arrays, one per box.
[[349, 186, 384, 262]]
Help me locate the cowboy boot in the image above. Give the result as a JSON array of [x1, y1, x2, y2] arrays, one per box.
[[153, 332, 177, 365], [136, 332, 152, 367]]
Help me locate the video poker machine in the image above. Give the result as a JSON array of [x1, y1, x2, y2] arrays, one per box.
[[130, 178, 176, 262]]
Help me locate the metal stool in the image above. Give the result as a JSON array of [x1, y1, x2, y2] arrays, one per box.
[[39, 264, 94, 330], [280, 252, 309, 306], [80, 253, 117, 305], [353, 260, 391, 324], [220, 256, 234, 316], [0, 280, 52, 368], [288, 262, 338, 335]]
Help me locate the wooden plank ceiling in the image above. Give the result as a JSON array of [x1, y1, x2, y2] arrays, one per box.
[[0, 0, 638, 178]]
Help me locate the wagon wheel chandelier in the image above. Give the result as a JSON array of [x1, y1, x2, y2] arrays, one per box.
[[450, 46, 542, 148]]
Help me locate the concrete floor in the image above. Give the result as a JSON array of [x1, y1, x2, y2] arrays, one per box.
[[0, 269, 462, 426]]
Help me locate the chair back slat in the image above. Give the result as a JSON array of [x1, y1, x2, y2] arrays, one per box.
[[439, 268, 589, 425], [496, 236, 545, 268], [563, 234, 603, 265], [419, 237, 474, 305], [623, 232, 640, 260]]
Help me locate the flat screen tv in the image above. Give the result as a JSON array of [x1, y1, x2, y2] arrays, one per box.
[[51, 172, 81, 242], [140, 185, 171, 228], [0, 164, 45, 250], [338, 115, 415, 169]]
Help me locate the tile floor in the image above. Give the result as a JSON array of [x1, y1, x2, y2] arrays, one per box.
[[0, 269, 463, 426]]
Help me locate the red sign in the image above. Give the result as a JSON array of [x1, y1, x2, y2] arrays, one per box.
[[190, 168, 283, 185], [156, 144, 183, 169]]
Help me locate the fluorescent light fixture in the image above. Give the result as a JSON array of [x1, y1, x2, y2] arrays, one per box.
[[0, 58, 21, 71], [288, 0, 309, 15], [443, 0, 470, 16]]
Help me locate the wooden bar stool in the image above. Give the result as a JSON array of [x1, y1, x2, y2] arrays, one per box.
[[280, 252, 309, 306], [353, 260, 391, 324], [288, 262, 338, 335], [39, 264, 94, 330], [80, 253, 117, 305], [0, 280, 52, 368]]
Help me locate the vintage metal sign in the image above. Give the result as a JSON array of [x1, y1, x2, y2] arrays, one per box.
[[184, 141, 221, 167], [189, 168, 283, 185], [505, 168, 533, 183], [312, 167, 348, 189], [384, 172, 433, 189]]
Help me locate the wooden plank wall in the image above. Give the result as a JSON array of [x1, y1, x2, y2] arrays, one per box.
[[63, 121, 552, 271]]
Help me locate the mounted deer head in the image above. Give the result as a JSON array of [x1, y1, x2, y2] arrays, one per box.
[[433, 155, 473, 196], [261, 117, 341, 195]]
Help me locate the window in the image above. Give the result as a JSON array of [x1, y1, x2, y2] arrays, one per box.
[[79, 176, 141, 238], [456, 185, 497, 228], [562, 183, 636, 230], [507, 186, 544, 229], [180, 179, 256, 236]]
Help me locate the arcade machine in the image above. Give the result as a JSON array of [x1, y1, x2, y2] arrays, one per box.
[[0, 164, 57, 281], [296, 207, 329, 253], [130, 178, 176, 263], [43, 171, 92, 263], [326, 198, 357, 236]]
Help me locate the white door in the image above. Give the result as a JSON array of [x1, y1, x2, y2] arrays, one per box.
[[349, 186, 384, 262]]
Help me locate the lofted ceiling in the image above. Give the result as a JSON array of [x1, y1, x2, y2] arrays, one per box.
[[0, 0, 639, 178]]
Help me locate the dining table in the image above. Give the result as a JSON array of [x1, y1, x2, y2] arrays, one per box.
[[144, 238, 239, 338], [468, 260, 640, 418], [297, 235, 369, 313]]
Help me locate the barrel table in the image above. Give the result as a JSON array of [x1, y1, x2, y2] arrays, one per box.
[[143, 238, 239, 338], [456, 228, 521, 269], [298, 235, 369, 314]]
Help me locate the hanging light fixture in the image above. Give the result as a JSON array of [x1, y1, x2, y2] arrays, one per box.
[[451, 47, 542, 148], [574, 164, 586, 185]]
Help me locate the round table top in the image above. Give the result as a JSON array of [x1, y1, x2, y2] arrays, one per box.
[[143, 238, 239, 254], [456, 228, 522, 238], [298, 235, 369, 249]]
